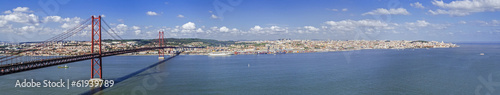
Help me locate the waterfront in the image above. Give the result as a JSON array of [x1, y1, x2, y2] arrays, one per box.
[[0, 43, 499, 95], [0, 39, 458, 56]]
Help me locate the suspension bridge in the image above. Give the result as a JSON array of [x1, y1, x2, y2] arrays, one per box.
[[0, 16, 204, 78]]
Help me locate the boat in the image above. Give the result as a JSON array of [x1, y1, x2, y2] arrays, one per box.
[[208, 52, 233, 56], [480, 53, 485, 55], [58, 65, 68, 68]]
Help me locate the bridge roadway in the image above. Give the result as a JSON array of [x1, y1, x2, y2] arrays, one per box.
[[0, 46, 203, 76]]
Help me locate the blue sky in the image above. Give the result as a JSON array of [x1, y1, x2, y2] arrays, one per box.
[[0, 0, 499, 42]]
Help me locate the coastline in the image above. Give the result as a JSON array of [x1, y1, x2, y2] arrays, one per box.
[[116, 46, 459, 56], [0, 46, 458, 57]]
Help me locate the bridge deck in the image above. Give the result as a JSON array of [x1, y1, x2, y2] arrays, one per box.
[[0, 46, 203, 76]]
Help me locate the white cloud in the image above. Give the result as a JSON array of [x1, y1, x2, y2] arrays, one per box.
[[43, 16, 62, 22], [270, 26, 285, 31], [320, 19, 450, 36], [99, 24, 128, 36], [177, 14, 184, 18], [132, 26, 141, 35], [250, 25, 263, 31], [342, 8, 348, 11], [20, 25, 36, 32], [0, 20, 6, 27], [230, 25, 288, 35], [182, 22, 196, 30], [60, 23, 71, 29], [406, 20, 430, 27], [210, 26, 218, 31], [270, 26, 279, 30], [211, 14, 218, 19], [0, 7, 40, 26], [410, 2, 425, 9], [459, 21, 467, 24], [219, 26, 229, 32], [0, 7, 107, 39], [115, 24, 128, 34], [304, 26, 319, 31], [143, 19, 457, 40], [403, 20, 449, 30], [324, 19, 393, 32], [57, 17, 83, 29], [117, 19, 124, 23], [3, 10, 12, 14], [428, 9, 469, 16], [134, 30, 141, 35], [146, 11, 158, 16], [328, 8, 348, 12], [145, 25, 153, 29], [12, 7, 31, 13], [362, 8, 410, 15], [476, 20, 500, 26], [428, 0, 500, 16], [196, 28, 204, 32], [0, 7, 84, 36], [325, 19, 389, 27], [13, 25, 39, 35], [132, 26, 140, 30]]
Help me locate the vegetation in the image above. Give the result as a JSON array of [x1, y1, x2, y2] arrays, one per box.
[[103, 38, 239, 46], [410, 40, 429, 43], [253, 43, 267, 47]]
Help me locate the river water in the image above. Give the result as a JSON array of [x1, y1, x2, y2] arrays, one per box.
[[0, 43, 499, 95]]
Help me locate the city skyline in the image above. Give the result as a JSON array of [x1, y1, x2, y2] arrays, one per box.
[[0, 0, 499, 42]]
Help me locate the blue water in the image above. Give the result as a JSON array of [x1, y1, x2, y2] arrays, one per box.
[[1, 43, 500, 95]]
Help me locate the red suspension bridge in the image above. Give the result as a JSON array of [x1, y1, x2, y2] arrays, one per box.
[[0, 16, 204, 78]]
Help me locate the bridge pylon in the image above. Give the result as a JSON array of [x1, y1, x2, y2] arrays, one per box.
[[91, 16, 103, 79], [158, 31, 165, 59]]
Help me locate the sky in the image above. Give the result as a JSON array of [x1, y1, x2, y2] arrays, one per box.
[[0, 0, 499, 42]]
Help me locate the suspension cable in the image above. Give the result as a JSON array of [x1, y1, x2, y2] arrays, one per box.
[[102, 18, 123, 40]]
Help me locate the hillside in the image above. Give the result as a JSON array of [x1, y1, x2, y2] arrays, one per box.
[[102, 38, 238, 46]]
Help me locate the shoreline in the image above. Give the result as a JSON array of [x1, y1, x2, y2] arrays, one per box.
[[0, 46, 458, 57], [104, 47, 458, 56]]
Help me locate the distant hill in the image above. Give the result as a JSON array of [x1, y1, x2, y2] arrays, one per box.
[[410, 40, 429, 43], [102, 38, 238, 46]]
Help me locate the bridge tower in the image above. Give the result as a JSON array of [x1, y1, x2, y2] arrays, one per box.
[[91, 16, 103, 79], [158, 31, 165, 59]]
